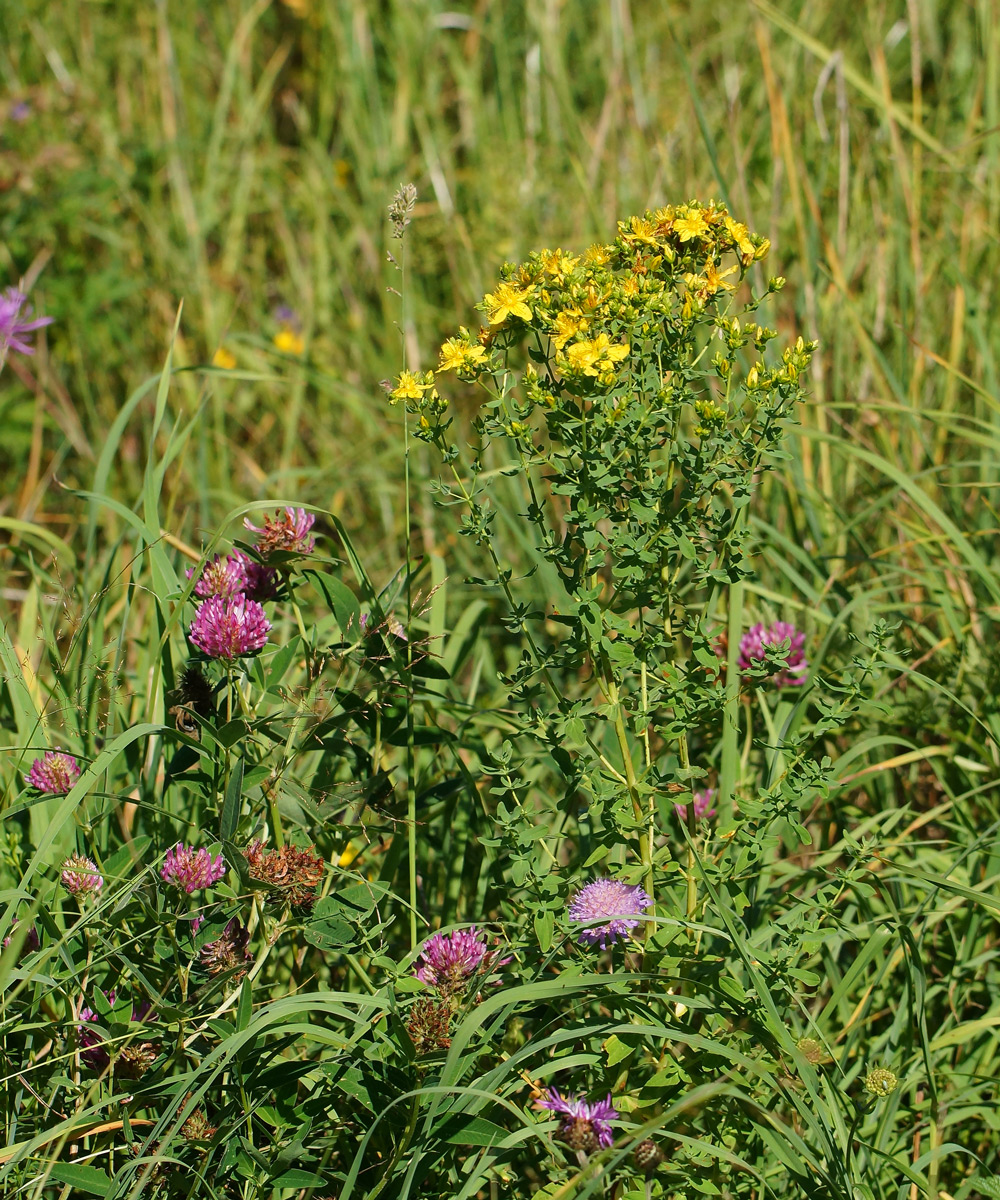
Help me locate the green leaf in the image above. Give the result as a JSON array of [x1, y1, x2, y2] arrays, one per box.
[[220, 757, 244, 842], [46, 1164, 111, 1196]]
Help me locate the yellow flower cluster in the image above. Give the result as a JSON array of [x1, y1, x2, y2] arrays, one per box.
[[391, 201, 779, 438]]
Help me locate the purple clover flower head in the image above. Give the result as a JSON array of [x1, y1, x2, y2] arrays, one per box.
[[738, 621, 807, 687], [77, 992, 154, 1071], [244, 507, 316, 559], [187, 553, 249, 599], [231, 550, 278, 602], [189, 593, 270, 660], [160, 844, 226, 894], [0, 287, 53, 363], [61, 854, 104, 898], [414, 927, 507, 993], [568, 878, 651, 950], [674, 788, 717, 822], [537, 1088, 619, 1152], [200, 918, 253, 980], [25, 749, 80, 794]]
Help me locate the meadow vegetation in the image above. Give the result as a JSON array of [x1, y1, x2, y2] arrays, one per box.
[[1, 1, 999, 1197]]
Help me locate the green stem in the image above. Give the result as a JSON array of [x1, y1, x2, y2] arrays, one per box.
[[718, 579, 744, 822]]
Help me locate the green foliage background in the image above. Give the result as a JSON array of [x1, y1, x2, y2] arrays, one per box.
[[1, 1, 1000, 1197]]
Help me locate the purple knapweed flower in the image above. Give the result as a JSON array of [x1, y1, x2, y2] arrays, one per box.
[[738, 621, 807, 687], [536, 1088, 619, 1152], [568, 878, 652, 949], [189, 593, 270, 660], [231, 550, 278, 602], [0, 287, 53, 364], [25, 749, 80, 795], [414, 927, 506, 993], [674, 788, 717, 822], [244, 507, 316, 559], [60, 854, 104, 898], [187, 553, 249, 599], [160, 844, 226, 893]]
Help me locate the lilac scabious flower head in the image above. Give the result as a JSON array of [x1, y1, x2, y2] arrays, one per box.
[[536, 1089, 619, 1153], [738, 621, 807, 687], [61, 854, 104, 898], [244, 507, 316, 559], [187, 553, 248, 599], [568, 877, 652, 949], [0, 287, 53, 364], [230, 550, 278, 602], [200, 918, 253, 981], [414, 927, 505, 994], [674, 787, 717, 822], [189, 593, 270, 660], [160, 843, 226, 893], [25, 749, 80, 794]]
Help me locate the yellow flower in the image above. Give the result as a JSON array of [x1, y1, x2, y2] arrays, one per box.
[[563, 332, 629, 378], [550, 308, 588, 350], [338, 841, 361, 867], [539, 248, 580, 278], [483, 281, 534, 325], [274, 328, 305, 355], [437, 337, 488, 374], [621, 215, 659, 246], [390, 370, 431, 402], [584, 243, 613, 265], [673, 211, 710, 242], [212, 347, 237, 370], [725, 217, 755, 259], [684, 262, 737, 299]]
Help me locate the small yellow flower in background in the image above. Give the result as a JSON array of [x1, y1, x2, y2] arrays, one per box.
[[621, 215, 659, 246], [673, 209, 710, 242], [483, 281, 534, 325], [338, 842, 361, 867], [212, 347, 237, 370], [539, 248, 580, 279], [280, 0, 311, 13], [274, 328, 305, 355]]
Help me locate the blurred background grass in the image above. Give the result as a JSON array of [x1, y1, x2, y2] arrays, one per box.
[[1, 0, 999, 752]]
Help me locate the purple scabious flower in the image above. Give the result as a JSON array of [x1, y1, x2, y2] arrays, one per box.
[[189, 593, 270, 660], [537, 1089, 619, 1152], [414, 927, 506, 993], [674, 788, 717, 822], [187, 553, 248, 598], [244, 507, 316, 559], [60, 854, 104, 898], [0, 287, 53, 363], [25, 749, 80, 794], [568, 878, 651, 949], [738, 621, 807, 687], [160, 844, 226, 893]]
